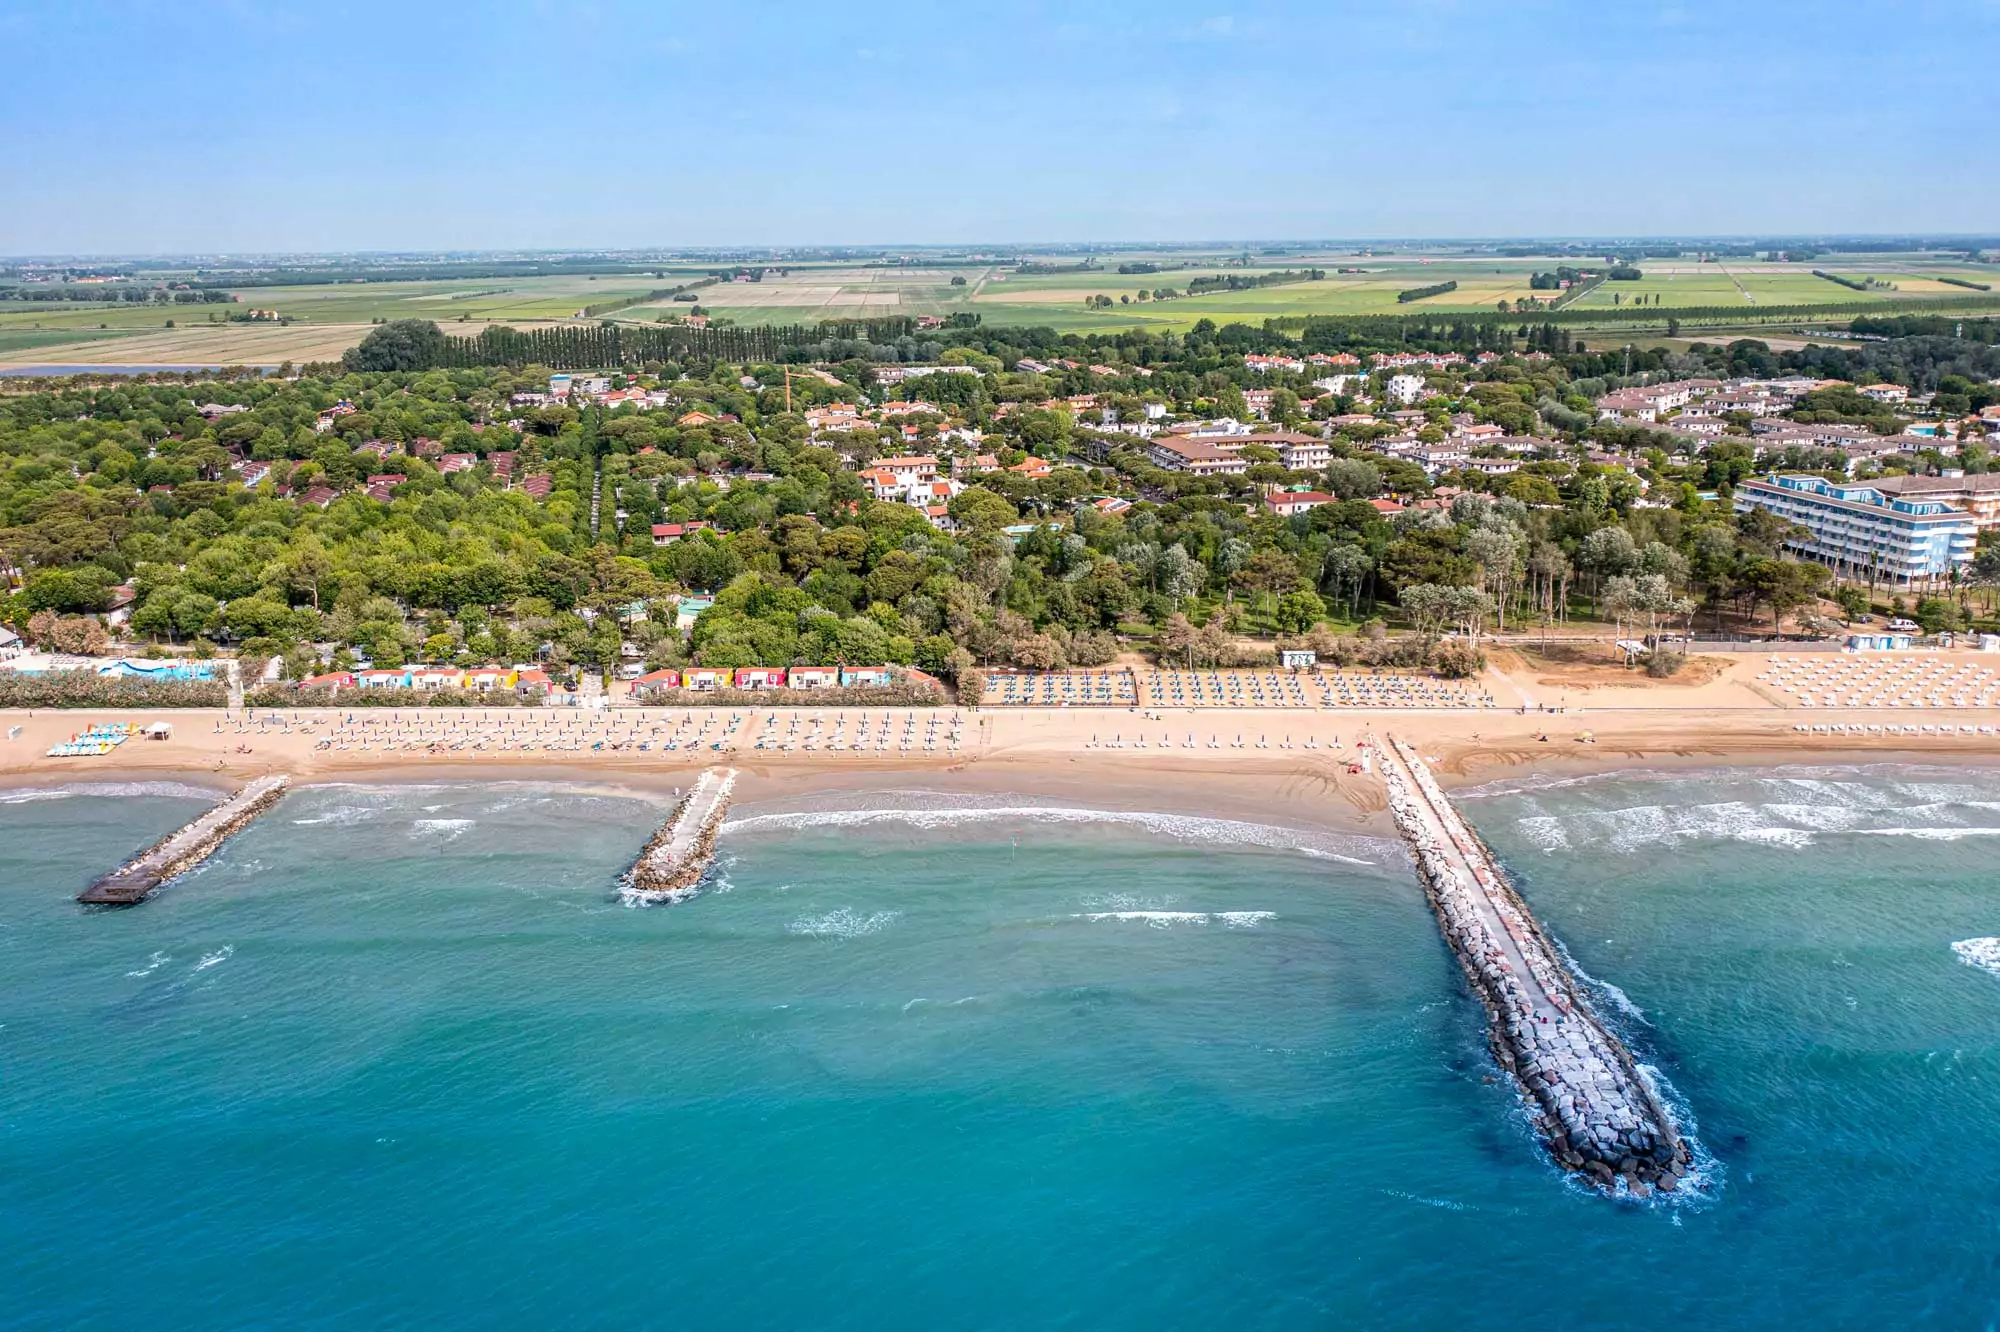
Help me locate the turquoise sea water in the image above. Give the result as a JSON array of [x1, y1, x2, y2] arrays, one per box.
[[5, 768, 2000, 1329]]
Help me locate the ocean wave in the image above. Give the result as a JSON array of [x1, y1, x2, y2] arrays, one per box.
[[410, 818, 476, 841], [125, 951, 170, 978], [1859, 827, 2000, 840], [0, 780, 220, 805], [788, 908, 899, 939], [194, 945, 233, 972], [1074, 910, 1275, 928], [620, 883, 699, 908], [721, 804, 1386, 864], [1513, 786, 2000, 854], [1952, 938, 2000, 977], [291, 805, 382, 826]]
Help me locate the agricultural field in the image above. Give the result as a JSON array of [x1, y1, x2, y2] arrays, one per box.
[[0, 322, 381, 368], [0, 327, 132, 357], [1565, 259, 2000, 310], [615, 265, 995, 326], [1, 249, 1991, 364]]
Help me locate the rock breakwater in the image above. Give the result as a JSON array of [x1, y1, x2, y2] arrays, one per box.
[[622, 767, 735, 903], [79, 775, 289, 905], [1374, 737, 1690, 1195]]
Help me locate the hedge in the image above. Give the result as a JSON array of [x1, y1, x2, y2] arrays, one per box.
[[621, 682, 945, 708], [244, 685, 540, 708], [0, 672, 228, 709]]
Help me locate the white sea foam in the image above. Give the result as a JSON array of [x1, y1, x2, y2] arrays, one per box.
[[126, 951, 170, 978], [788, 908, 900, 939], [1862, 827, 2000, 840], [0, 780, 219, 805], [721, 804, 1384, 864], [410, 818, 475, 842], [194, 945, 233, 972], [1074, 910, 1275, 928], [1514, 794, 2000, 854], [1952, 938, 2000, 976], [619, 883, 699, 908], [291, 806, 380, 826], [1381, 1189, 1472, 1212]]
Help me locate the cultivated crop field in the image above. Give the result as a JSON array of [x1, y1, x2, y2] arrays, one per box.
[[0, 322, 391, 369], [1, 248, 1991, 365]]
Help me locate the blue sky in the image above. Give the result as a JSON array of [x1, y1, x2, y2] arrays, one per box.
[[4, 0, 1995, 254]]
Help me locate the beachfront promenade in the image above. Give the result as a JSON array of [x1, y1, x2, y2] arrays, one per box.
[[1373, 736, 1690, 1195]]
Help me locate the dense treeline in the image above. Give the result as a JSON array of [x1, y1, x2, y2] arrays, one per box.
[[1186, 269, 1324, 293], [1398, 280, 1460, 303], [344, 317, 968, 373], [0, 285, 232, 305]]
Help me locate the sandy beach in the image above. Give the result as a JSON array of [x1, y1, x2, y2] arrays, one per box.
[[7, 651, 2000, 836]]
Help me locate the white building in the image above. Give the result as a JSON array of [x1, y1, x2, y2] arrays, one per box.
[[1733, 473, 1976, 583], [1385, 374, 1428, 405]]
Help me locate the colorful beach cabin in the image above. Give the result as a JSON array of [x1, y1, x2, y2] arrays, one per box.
[[514, 668, 552, 695], [411, 666, 465, 691], [839, 665, 894, 687], [300, 671, 356, 693], [465, 666, 519, 691], [630, 668, 682, 696], [788, 665, 840, 690], [1845, 632, 1915, 652], [682, 667, 725, 691], [734, 667, 787, 690], [356, 668, 413, 690]]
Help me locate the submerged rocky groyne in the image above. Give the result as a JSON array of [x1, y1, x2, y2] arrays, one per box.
[[79, 775, 290, 905], [622, 767, 736, 903], [1374, 737, 1690, 1195]]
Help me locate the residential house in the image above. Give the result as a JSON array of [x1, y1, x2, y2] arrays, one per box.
[[1264, 491, 1333, 517], [299, 671, 355, 692], [1860, 384, 1910, 403], [651, 520, 713, 545]]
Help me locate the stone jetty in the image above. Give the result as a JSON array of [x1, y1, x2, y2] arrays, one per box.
[[79, 775, 290, 905], [622, 767, 736, 903], [1372, 736, 1690, 1195]]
